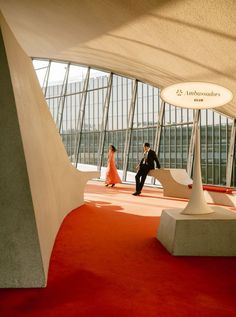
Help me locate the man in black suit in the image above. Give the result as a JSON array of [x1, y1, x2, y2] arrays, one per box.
[[132, 142, 161, 196]]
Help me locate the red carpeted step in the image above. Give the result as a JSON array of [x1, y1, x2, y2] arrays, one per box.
[[188, 184, 234, 194]]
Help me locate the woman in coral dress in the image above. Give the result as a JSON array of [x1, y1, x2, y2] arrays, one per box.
[[105, 145, 121, 187]]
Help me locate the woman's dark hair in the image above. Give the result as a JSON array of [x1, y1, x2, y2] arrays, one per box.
[[110, 145, 117, 152]]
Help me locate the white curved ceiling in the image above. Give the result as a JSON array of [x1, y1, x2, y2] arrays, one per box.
[[0, 0, 236, 118]]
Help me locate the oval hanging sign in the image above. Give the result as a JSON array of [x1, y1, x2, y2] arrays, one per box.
[[161, 82, 233, 109]]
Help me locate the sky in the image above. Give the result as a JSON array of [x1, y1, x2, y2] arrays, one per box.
[[32, 59, 109, 87]]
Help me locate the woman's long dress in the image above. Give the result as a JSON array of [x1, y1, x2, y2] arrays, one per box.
[[105, 150, 121, 185]]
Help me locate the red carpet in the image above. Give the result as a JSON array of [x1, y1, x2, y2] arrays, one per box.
[[0, 195, 236, 316]]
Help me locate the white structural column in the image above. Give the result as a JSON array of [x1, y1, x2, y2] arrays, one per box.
[[122, 79, 138, 181], [97, 73, 113, 171], [186, 110, 200, 176], [226, 119, 236, 187], [74, 67, 90, 167], [151, 100, 165, 185]]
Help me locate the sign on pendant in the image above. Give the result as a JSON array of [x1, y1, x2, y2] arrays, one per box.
[[161, 82, 233, 109]]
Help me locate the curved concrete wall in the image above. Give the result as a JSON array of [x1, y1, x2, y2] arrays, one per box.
[[0, 13, 99, 287]]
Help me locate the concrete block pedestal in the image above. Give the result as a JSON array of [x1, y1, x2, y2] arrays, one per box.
[[157, 207, 236, 256]]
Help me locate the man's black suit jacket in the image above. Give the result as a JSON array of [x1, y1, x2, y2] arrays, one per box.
[[139, 149, 160, 171]]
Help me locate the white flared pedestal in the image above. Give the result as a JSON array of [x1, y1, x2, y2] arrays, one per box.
[[181, 127, 214, 215], [158, 83, 234, 255]]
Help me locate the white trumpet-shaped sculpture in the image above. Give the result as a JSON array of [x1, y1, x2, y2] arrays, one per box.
[[158, 82, 236, 256], [181, 126, 214, 215]]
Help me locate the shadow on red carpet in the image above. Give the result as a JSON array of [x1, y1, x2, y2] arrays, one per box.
[[0, 200, 236, 317]]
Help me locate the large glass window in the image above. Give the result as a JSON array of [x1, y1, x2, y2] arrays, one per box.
[[33, 59, 236, 187]]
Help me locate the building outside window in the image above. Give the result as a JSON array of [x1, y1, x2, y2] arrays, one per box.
[[33, 59, 236, 187]]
